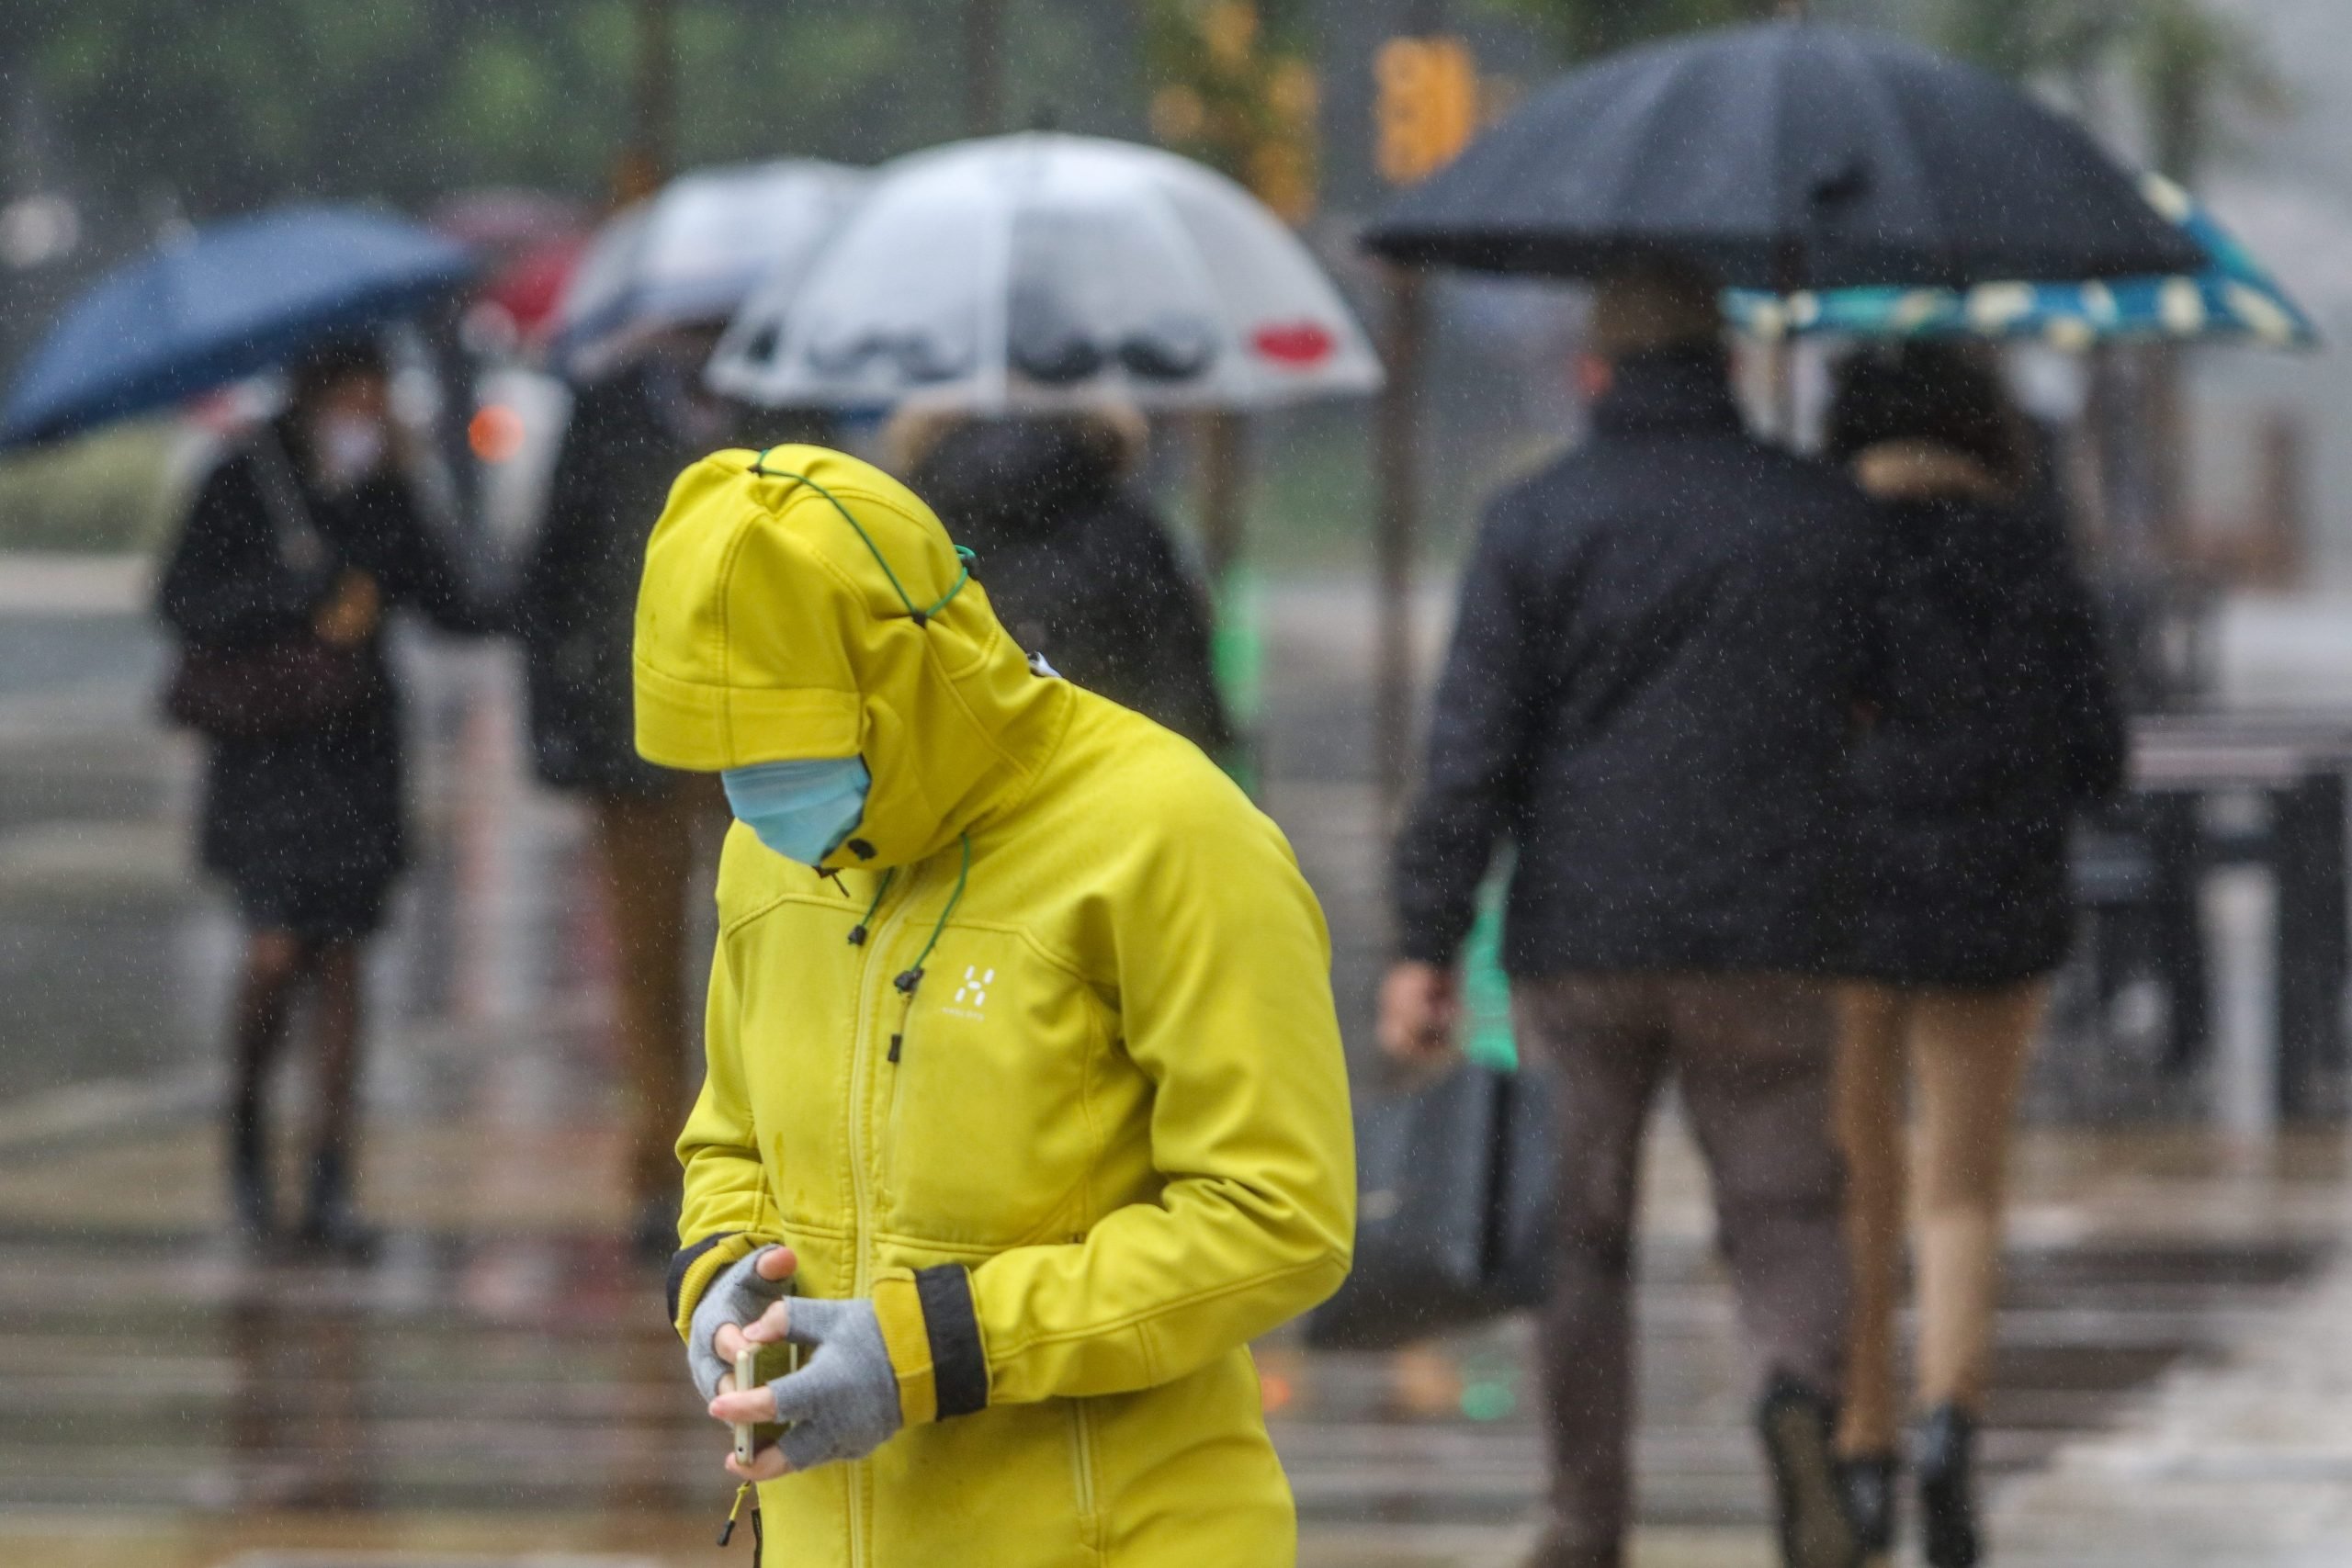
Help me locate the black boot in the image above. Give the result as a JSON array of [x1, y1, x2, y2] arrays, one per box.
[[226, 1109, 273, 1245], [1521, 1507, 1623, 1568], [1914, 1404, 1981, 1568], [1838, 1452, 1898, 1562], [296, 1146, 378, 1260], [1756, 1380, 1861, 1568]]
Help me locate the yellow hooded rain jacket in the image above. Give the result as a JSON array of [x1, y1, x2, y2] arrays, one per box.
[[636, 446, 1354, 1567]]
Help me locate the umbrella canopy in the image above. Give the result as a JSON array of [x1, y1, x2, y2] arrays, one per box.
[[2, 205, 478, 448], [482, 233, 592, 337], [707, 132, 1384, 413], [547, 159, 865, 378], [430, 187, 588, 258], [1363, 20, 2201, 289], [1725, 173, 2318, 349]]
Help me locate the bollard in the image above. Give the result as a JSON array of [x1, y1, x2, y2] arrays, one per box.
[[2204, 864, 2279, 1145]]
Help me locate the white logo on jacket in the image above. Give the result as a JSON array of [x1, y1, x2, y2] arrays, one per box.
[[942, 965, 995, 1021]]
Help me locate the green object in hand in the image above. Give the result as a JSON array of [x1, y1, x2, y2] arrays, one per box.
[[1461, 868, 1517, 1074]]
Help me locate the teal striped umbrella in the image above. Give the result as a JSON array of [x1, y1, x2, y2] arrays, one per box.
[[1725, 175, 2317, 349]]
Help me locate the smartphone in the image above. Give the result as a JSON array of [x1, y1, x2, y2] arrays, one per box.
[[731, 1336, 804, 1465]]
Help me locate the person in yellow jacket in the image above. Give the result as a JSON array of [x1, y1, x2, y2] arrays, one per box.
[[635, 444, 1355, 1566]]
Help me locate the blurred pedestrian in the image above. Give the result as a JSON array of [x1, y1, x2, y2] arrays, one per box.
[[1823, 344, 2125, 1568], [158, 336, 498, 1255], [895, 409, 1232, 752], [638, 446, 1351, 1563], [1380, 259, 1886, 1568], [516, 327, 791, 1260]]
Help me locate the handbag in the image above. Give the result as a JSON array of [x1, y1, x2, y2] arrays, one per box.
[[1305, 1055, 1558, 1351], [163, 433, 379, 739]]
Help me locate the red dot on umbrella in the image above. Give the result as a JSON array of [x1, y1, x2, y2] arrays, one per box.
[[1251, 322, 1335, 366]]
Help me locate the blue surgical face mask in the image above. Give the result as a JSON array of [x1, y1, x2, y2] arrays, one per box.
[[721, 757, 871, 865]]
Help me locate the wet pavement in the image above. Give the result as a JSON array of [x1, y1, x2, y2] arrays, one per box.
[[4, 566, 2351, 1566]]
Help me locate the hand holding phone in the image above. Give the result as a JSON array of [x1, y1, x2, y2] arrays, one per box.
[[733, 1348, 761, 1466], [730, 1335, 803, 1465]]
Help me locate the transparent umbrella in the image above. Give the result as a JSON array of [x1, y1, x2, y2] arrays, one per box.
[[547, 159, 866, 378], [707, 133, 1383, 412]]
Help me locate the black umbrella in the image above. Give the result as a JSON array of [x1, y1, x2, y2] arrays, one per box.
[[1363, 20, 2201, 288]]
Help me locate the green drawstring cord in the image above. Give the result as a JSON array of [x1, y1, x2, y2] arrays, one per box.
[[846, 870, 895, 947], [854, 836, 970, 1066], [741, 452, 971, 1048], [895, 833, 972, 997], [748, 449, 976, 626]]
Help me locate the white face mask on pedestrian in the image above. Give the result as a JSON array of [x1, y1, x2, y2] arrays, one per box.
[[311, 413, 390, 491]]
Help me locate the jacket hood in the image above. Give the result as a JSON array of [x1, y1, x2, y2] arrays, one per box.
[[634, 444, 1071, 871], [909, 417, 1128, 543]]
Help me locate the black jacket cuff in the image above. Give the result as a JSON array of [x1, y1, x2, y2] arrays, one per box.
[[914, 1264, 989, 1420]]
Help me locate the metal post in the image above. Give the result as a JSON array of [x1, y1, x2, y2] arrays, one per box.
[[1198, 411, 1256, 784], [1373, 0, 1447, 833], [1374, 265, 1428, 834], [618, 0, 676, 201], [2154, 791, 2212, 1070], [2254, 409, 2310, 590], [2207, 862, 2279, 1144], [967, 0, 1007, 136], [2274, 773, 2346, 1115], [2146, 341, 2189, 565], [1200, 412, 1248, 587]]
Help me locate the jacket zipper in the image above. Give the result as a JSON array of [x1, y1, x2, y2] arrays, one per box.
[[843, 859, 926, 1568], [848, 861, 925, 1285], [1069, 1396, 1100, 1550], [878, 984, 920, 1201]]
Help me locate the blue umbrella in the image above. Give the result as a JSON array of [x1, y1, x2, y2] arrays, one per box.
[[1725, 175, 2317, 349], [2, 205, 480, 447]]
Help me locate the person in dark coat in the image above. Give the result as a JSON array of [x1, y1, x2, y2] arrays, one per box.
[[521, 338, 736, 795], [515, 331, 767, 1258], [157, 337, 496, 1254], [1380, 260, 1885, 1568], [1823, 343, 2124, 1568], [900, 411, 1231, 754]]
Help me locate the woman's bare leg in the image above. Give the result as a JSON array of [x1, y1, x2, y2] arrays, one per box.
[[1910, 980, 2048, 1414]]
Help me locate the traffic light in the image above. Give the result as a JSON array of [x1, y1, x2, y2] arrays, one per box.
[[1375, 35, 1478, 186], [1147, 0, 1321, 223]]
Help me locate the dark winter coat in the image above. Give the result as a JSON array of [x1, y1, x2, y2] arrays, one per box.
[[1840, 446, 2126, 985], [1393, 345, 1886, 977], [910, 418, 1232, 752], [518, 361, 717, 795], [156, 424, 492, 900]]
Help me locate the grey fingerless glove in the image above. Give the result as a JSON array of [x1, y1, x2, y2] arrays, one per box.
[[769, 1296, 905, 1472], [686, 1246, 792, 1403]]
